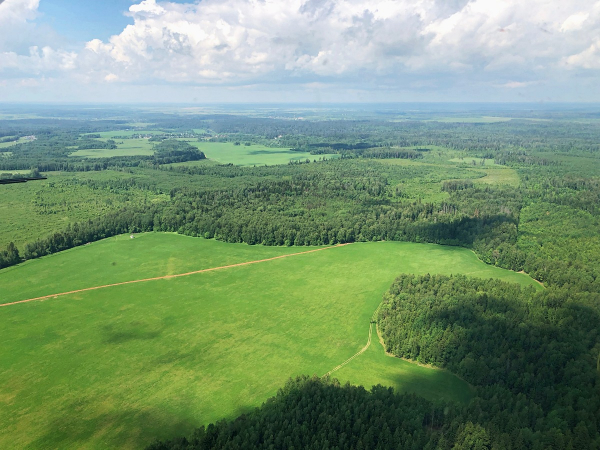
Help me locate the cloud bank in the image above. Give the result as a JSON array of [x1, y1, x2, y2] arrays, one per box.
[[1, 0, 600, 101]]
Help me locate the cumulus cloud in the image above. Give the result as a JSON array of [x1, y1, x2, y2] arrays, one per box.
[[72, 0, 600, 86], [1, 0, 600, 100], [0, 0, 75, 76]]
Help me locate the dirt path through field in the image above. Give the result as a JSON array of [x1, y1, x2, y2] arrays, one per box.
[[0, 243, 351, 308], [322, 301, 382, 377]]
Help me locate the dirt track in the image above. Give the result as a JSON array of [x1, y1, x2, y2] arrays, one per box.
[[0, 243, 351, 308], [322, 301, 382, 377]]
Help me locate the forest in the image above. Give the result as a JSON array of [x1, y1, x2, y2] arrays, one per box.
[[0, 105, 599, 448]]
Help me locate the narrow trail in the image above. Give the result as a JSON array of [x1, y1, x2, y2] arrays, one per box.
[[0, 243, 351, 308], [322, 301, 382, 378]]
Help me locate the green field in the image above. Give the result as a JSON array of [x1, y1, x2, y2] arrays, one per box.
[[0, 169, 31, 175], [0, 137, 30, 148], [186, 141, 338, 166], [70, 138, 156, 158], [0, 234, 539, 449], [0, 173, 167, 249], [83, 131, 164, 139], [471, 166, 520, 186]]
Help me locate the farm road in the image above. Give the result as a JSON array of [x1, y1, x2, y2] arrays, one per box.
[[0, 243, 351, 307], [322, 301, 383, 377]]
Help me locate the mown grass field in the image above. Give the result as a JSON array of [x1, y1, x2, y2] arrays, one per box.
[[0, 234, 539, 449], [70, 138, 155, 158], [471, 166, 520, 186], [186, 141, 338, 166]]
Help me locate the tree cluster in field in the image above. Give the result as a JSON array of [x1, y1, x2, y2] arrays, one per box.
[[441, 180, 474, 192], [147, 376, 489, 450], [76, 139, 117, 150], [0, 138, 205, 172], [378, 274, 600, 449]]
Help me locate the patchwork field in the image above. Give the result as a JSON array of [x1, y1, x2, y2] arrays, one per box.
[[0, 234, 539, 449]]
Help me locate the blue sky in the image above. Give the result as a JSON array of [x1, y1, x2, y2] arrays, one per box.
[[37, 0, 191, 43], [0, 0, 599, 103], [37, 0, 135, 43]]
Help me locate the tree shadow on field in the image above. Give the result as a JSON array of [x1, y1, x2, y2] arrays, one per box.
[[27, 400, 200, 449], [248, 150, 292, 155], [101, 320, 164, 344], [388, 368, 474, 405]]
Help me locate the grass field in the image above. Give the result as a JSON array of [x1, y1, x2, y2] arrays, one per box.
[[0, 234, 539, 449], [471, 167, 520, 186], [0, 174, 167, 249], [186, 141, 338, 166], [0, 137, 30, 148], [70, 139, 156, 158], [0, 169, 31, 175], [83, 131, 164, 139]]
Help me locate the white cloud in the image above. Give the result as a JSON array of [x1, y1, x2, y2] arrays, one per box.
[[565, 39, 600, 69], [496, 81, 537, 89], [73, 0, 600, 86], [0, 0, 76, 75], [1, 0, 600, 100], [560, 12, 589, 32]]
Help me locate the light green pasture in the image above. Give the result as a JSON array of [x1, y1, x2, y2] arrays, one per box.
[[0, 234, 539, 449], [187, 141, 338, 166], [0, 137, 30, 148], [70, 139, 155, 158]]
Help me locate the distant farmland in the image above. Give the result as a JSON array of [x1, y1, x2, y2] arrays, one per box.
[[185, 141, 338, 166]]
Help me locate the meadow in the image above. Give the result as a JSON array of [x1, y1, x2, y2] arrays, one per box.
[[0, 233, 539, 449], [185, 141, 338, 166], [69, 138, 155, 158], [0, 173, 167, 249], [0, 137, 30, 149]]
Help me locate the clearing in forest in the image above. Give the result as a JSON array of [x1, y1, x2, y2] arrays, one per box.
[[0, 233, 539, 449], [184, 141, 338, 166]]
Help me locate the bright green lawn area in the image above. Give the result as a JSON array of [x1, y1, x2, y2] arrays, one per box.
[[0, 234, 539, 449], [70, 139, 155, 158], [470, 167, 520, 186], [187, 141, 338, 166]]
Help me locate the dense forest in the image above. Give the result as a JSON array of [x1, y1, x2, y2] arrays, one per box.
[[379, 274, 600, 448], [1, 107, 599, 448], [147, 376, 470, 450]]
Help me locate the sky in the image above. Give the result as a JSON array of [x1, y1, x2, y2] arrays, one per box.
[[0, 0, 599, 103]]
